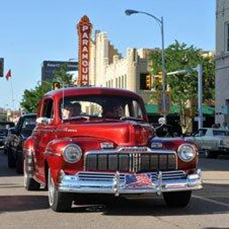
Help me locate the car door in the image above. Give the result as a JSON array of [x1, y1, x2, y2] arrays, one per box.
[[201, 129, 216, 150], [33, 98, 56, 181]]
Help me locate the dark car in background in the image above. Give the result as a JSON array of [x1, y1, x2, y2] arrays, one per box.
[[6, 113, 36, 173], [3, 127, 16, 154], [0, 122, 15, 148]]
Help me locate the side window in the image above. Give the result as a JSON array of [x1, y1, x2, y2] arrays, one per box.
[[42, 99, 54, 119], [225, 22, 229, 52]]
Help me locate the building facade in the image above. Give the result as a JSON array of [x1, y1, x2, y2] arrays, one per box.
[[215, 0, 229, 125], [89, 31, 155, 105]]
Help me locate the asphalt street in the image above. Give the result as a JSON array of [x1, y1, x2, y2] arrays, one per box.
[[0, 150, 229, 229]]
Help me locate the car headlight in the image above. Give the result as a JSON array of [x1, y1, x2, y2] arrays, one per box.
[[62, 144, 82, 163], [178, 144, 196, 162]]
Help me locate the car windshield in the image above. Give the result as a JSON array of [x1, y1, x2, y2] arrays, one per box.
[[59, 95, 144, 121], [194, 129, 207, 137], [22, 117, 36, 132]]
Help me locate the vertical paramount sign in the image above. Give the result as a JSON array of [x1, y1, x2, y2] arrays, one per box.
[[77, 15, 92, 86]]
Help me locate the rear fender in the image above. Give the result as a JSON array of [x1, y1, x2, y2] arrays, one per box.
[[23, 136, 35, 158]]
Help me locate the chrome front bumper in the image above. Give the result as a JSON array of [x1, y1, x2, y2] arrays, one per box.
[[57, 169, 202, 196]]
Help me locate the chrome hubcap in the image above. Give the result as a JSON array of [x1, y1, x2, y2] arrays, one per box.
[[23, 160, 28, 188], [48, 169, 55, 206]]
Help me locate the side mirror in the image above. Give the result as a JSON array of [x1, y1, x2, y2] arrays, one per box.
[[36, 117, 52, 125]]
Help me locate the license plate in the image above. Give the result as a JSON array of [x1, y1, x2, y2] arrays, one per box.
[[124, 173, 153, 189]]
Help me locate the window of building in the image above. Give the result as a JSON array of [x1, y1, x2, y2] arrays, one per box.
[[118, 77, 121, 88], [140, 73, 151, 90], [225, 22, 229, 52]]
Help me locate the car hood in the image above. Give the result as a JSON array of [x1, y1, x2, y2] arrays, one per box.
[[57, 121, 153, 146]]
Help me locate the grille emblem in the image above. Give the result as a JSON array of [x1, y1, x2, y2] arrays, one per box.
[[132, 153, 141, 172]]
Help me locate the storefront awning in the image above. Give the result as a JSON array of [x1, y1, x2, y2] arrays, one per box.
[[145, 104, 215, 115]]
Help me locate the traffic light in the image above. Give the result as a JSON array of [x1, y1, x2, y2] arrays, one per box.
[[0, 58, 4, 77], [157, 71, 163, 84], [145, 75, 152, 90], [52, 82, 61, 90]]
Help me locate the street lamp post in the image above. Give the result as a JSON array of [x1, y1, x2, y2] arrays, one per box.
[[167, 64, 203, 129], [125, 9, 167, 115]]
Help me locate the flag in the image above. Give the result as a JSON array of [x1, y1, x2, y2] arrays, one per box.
[[125, 173, 153, 189], [5, 69, 11, 81]]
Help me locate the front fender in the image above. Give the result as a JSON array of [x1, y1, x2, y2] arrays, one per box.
[[45, 137, 115, 184], [150, 137, 198, 172]]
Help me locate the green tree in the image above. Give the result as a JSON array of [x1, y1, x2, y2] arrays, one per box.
[[20, 65, 74, 113], [149, 40, 215, 132]]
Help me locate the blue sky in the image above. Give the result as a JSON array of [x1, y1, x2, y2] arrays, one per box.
[[0, 0, 215, 110]]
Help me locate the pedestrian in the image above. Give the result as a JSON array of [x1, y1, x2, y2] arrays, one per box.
[[155, 117, 174, 137]]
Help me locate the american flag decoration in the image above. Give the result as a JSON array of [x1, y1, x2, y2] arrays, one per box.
[[125, 173, 153, 189]]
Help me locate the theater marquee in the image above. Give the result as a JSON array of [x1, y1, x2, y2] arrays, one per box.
[[77, 15, 92, 86]]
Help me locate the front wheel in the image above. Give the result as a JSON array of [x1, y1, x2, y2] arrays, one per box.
[[7, 147, 16, 168], [48, 169, 73, 212], [163, 191, 192, 208]]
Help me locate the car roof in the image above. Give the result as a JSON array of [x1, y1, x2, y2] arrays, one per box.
[[200, 128, 229, 131], [44, 87, 142, 100]]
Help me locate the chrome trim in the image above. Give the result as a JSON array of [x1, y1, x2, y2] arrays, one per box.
[[57, 169, 202, 194], [84, 147, 178, 172], [157, 171, 162, 195], [44, 151, 61, 157]]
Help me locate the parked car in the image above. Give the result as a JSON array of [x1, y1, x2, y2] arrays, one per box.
[[23, 87, 202, 212], [3, 127, 15, 154], [0, 121, 15, 148], [185, 127, 229, 158], [7, 113, 36, 173]]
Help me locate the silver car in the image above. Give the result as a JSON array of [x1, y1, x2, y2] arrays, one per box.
[[185, 128, 229, 158]]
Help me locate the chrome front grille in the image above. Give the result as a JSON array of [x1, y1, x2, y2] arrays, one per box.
[[77, 170, 186, 181], [85, 148, 177, 172]]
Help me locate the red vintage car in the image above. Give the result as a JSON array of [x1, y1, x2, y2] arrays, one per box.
[[23, 87, 202, 212]]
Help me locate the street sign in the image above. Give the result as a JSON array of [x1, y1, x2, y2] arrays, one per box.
[[157, 91, 171, 114]]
